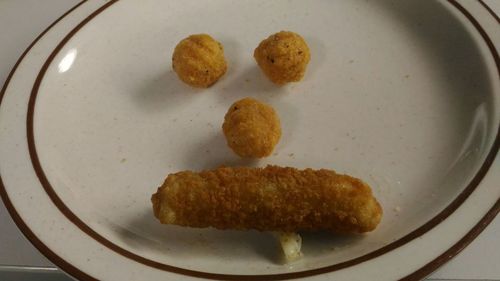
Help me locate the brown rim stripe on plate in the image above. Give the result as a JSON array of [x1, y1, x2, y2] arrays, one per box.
[[479, 0, 500, 23], [0, 1, 98, 280], [25, 0, 500, 279], [400, 198, 500, 281], [0, 0, 498, 280], [401, 0, 500, 278]]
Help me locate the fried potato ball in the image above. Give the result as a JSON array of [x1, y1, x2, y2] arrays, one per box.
[[172, 34, 227, 88], [254, 31, 311, 85], [222, 98, 281, 158]]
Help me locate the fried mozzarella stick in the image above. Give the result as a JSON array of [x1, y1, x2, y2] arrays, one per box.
[[151, 166, 382, 233]]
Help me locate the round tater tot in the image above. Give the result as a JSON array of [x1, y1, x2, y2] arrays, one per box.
[[223, 98, 281, 158], [254, 31, 311, 85], [172, 34, 227, 88]]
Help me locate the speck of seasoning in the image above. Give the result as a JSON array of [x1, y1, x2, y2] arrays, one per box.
[[273, 152, 279, 156], [334, 147, 339, 151], [189, 119, 193, 122], [205, 149, 210, 154], [349, 59, 354, 63], [288, 153, 294, 157], [120, 158, 126, 163], [404, 74, 410, 78], [245, 79, 250, 83], [172, 118, 178, 122]]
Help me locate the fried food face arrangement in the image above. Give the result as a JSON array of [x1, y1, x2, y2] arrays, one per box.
[[254, 31, 311, 85], [172, 34, 227, 88], [222, 98, 281, 158], [151, 166, 382, 233], [157, 31, 382, 263]]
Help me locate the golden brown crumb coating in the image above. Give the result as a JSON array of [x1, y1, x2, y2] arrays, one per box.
[[151, 166, 382, 233], [172, 34, 227, 88], [222, 98, 281, 158], [254, 31, 311, 85]]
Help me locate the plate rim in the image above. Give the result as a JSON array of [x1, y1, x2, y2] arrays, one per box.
[[1, 0, 499, 280]]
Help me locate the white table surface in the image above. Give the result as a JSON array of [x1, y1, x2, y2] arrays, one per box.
[[0, 1, 498, 280]]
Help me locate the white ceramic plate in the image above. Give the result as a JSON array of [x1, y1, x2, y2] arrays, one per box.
[[1, 0, 499, 280]]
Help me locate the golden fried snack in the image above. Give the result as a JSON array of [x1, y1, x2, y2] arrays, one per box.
[[172, 34, 227, 88], [254, 31, 311, 85], [222, 98, 281, 158], [151, 166, 382, 233]]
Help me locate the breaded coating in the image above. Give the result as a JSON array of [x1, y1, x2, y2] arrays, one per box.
[[151, 166, 382, 233], [254, 31, 311, 85], [172, 34, 227, 88], [222, 98, 281, 158]]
